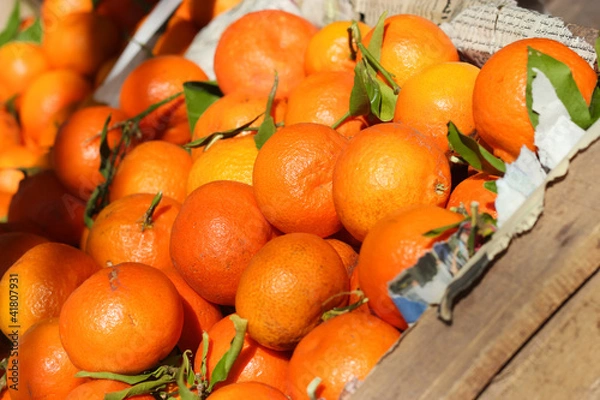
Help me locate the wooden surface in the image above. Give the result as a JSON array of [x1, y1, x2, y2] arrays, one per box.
[[479, 270, 600, 400], [351, 133, 600, 400]]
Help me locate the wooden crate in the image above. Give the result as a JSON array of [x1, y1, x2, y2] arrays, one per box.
[[351, 122, 600, 400]]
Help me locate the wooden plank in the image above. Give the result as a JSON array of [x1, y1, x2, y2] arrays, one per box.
[[479, 270, 600, 400], [351, 134, 600, 400]]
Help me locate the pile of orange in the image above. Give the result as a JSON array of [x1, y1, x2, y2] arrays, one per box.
[[0, 3, 597, 399]]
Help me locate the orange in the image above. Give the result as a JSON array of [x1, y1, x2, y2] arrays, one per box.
[[43, 12, 121, 77], [190, 90, 287, 161], [360, 14, 458, 87], [194, 315, 290, 393], [213, 10, 318, 98], [59, 262, 184, 374], [0, 232, 49, 273], [326, 238, 358, 275], [0, 107, 21, 152], [0, 242, 100, 338], [236, 232, 349, 351], [119, 55, 208, 143], [0, 169, 25, 195], [7, 170, 87, 246], [170, 181, 276, 305], [153, 16, 198, 56], [187, 135, 258, 193], [287, 311, 400, 400], [0, 144, 51, 170], [357, 205, 464, 329], [162, 266, 223, 354], [393, 62, 480, 153], [96, 0, 158, 34], [41, 0, 93, 31], [182, 0, 242, 27], [52, 106, 129, 201], [20, 69, 92, 149], [284, 71, 368, 139], [66, 379, 155, 400], [253, 123, 347, 238], [0, 42, 50, 103], [473, 38, 597, 162], [332, 122, 452, 241], [94, 56, 118, 88], [305, 20, 371, 75], [447, 172, 498, 218], [85, 193, 181, 270], [7, 319, 87, 400], [109, 140, 192, 204], [208, 382, 288, 400]]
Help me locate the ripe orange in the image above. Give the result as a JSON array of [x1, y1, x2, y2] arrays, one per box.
[[190, 90, 287, 161], [0, 42, 50, 103], [52, 106, 129, 201], [182, 0, 242, 27], [0, 232, 49, 273], [360, 14, 459, 87], [66, 379, 155, 400], [85, 193, 181, 270], [0, 107, 21, 151], [109, 140, 192, 204], [170, 181, 276, 305], [208, 382, 288, 400], [20, 69, 92, 149], [153, 16, 198, 56], [194, 315, 290, 393], [326, 238, 358, 275], [357, 205, 464, 329], [41, 0, 92, 31], [187, 135, 258, 193], [119, 55, 208, 143], [473, 38, 597, 162], [305, 20, 371, 75], [162, 266, 223, 354], [253, 123, 347, 237], [393, 62, 480, 153], [284, 71, 368, 139], [8, 319, 87, 400], [43, 12, 121, 77], [236, 233, 349, 351], [332, 123, 452, 241], [0, 242, 100, 338], [287, 311, 400, 400], [7, 170, 87, 246], [59, 262, 184, 374], [213, 10, 318, 97], [0, 144, 50, 170], [447, 172, 498, 218]]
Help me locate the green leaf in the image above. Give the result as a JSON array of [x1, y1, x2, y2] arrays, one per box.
[[348, 61, 371, 116], [254, 72, 279, 149], [175, 351, 198, 400], [184, 114, 262, 150], [322, 291, 369, 321], [208, 315, 248, 392], [76, 366, 170, 385], [526, 47, 593, 129], [588, 86, 600, 124], [374, 78, 397, 121], [0, 358, 7, 390], [84, 115, 113, 228], [200, 331, 209, 379], [184, 81, 223, 133], [366, 12, 387, 62], [595, 36, 600, 67], [483, 180, 497, 194], [0, 1, 20, 47], [141, 191, 162, 231], [447, 122, 506, 176], [15, 18, 43, 43], [104, 374, 173, 400], [423, 218, 466, 238]]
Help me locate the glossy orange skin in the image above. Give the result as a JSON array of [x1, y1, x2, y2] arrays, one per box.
[[214, 10, 318, 98], [394, 62, 480, 154], [66, 379, 155, 400], [332, 123, 452, 242], [194, 315, 290, 393], [7, 170, 87, 246], [287, 312, 400, 399], [361, 14, 459, 87], [357, 205, 463, 329], [236, 233, 350, 351], [473, 38, 597, 162], [0, 242, 100, 338], [253, 123, 348, 238], [208, 382, 288, 400], [447, 172, 498, 218], [0, 42, 50, 103], [153, 16, 198, 56], [325, 238, 358, 275], [41, 0, 93, 31], [109, 140, 192, 204], [170, 181, 277, 305], [284, 71, 368, 139], [8, 319, 87, 400], [52, 106, 128, 201], [85, 193, 182, 270], [59, 262, 184, 374]]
